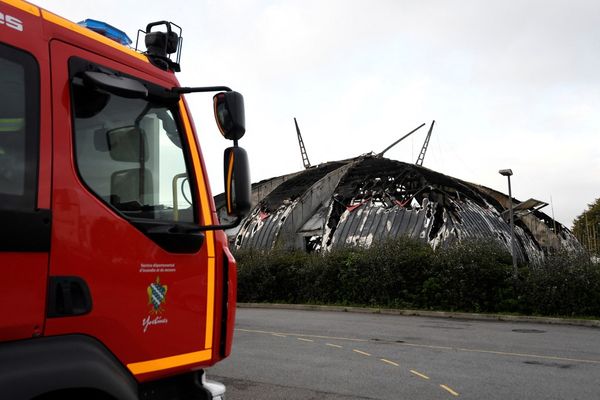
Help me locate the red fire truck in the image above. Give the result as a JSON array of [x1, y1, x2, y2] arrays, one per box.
[[0, 1, 251, 398]]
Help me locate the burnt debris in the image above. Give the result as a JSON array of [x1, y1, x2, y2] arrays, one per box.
[[215, 155, 581, 263]]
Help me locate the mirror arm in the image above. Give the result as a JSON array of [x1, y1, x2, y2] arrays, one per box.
[[195, 216, 243, 231], [173, 86, 232, 94]]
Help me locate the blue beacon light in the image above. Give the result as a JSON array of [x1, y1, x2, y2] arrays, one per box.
[[78, 19, 133, 46]]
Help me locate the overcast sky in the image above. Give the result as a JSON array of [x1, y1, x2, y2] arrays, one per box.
[[35, 0, 600, 227]]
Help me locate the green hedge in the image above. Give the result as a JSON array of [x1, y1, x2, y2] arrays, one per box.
[[235, 238, 600, 318]]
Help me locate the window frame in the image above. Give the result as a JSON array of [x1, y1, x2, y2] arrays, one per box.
[[68, 57, 201, 227], [0, 42, 40, 212]]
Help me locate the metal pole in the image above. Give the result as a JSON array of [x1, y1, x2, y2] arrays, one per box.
[[378, 123, 426, 157], [507, 175, 518, 276]]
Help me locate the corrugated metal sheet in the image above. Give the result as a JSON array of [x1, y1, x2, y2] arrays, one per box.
[[329, 204, 433, 248]]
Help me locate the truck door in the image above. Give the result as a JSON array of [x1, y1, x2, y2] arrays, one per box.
[[46, 39, 217, 379], [0, 5, 51, 342]]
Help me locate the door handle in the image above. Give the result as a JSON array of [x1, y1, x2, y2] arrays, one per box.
[[47, 276, 92, 317]]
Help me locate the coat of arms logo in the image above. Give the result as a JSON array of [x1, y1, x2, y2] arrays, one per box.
[[147, 276, 168, 314]]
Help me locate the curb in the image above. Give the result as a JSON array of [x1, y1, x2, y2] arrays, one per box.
[[238, 303, 600, 328]]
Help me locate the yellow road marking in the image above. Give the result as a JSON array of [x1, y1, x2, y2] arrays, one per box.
[[440, 384, 460, 397], [235, 328, 600, 365], [410, 370, 430, 380], [237, 328, 369, 343], [238, 328, 464, 396], [380, 358, 399, 367]]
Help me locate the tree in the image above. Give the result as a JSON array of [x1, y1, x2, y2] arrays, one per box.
[[572, 198, 600, 256]]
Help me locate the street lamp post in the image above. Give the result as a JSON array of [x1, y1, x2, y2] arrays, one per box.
[[499, 169, 518, 276]]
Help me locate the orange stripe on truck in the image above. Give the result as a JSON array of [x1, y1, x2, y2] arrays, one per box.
[[2, 0, 40, 16], [179, 101, 216, 350], [127, 349, 212, 375], [127, 101, 217, 376]]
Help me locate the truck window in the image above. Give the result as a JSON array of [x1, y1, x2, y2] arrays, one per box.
[[0, 43, 39, 212], [70, 62, 196, 223]]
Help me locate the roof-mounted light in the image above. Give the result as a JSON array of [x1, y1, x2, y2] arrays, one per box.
[[78, 19, 132, 46]]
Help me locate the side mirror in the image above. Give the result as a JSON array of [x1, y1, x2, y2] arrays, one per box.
[[224, 146, 251, 216], [214, 91, 245, 141]]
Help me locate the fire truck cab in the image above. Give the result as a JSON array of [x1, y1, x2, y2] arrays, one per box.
[[0, 1, 250, 399]]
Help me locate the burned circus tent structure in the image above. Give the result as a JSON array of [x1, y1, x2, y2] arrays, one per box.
[[216, 155, 580, 263]]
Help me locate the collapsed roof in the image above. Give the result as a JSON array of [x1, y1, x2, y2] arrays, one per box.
[[216, 155, 581, 263]]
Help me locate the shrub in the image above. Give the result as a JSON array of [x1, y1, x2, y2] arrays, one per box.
[[234, 238, 600, 318], [423, 240, 514, 312], [519, 251, 600, 317]]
